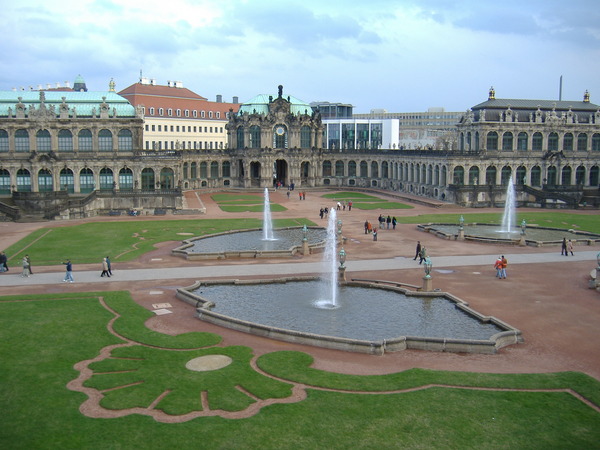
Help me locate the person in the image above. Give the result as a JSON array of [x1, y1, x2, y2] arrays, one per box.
[[302, 191, 306, 200], [364, 220, 369, 234], [373, 228, 378, 241], [494, 256, 503, 278], [337, 202, 341, 210], [414, 241, 422, 260], [320, 208, 324, 220], [418, 246, 427, 264], [392, 217, 397, 230], [106, 256, 113, 276], [286, 190, 290, 199], [21, 256, 30, 278], [62, 260, 74, 283], [367, 221, 373, 234], [500, 255, 508, 279], [386, 216, 391, 229], [561, 237, 568, 256], [25, 254, 32, 275], [0, 251, 8, 272], [567, 240, 574, 256], [101, 257, 110, 277], [348, 201, 352, 211]]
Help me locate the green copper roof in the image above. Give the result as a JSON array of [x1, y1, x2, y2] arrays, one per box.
[[238, 94, 313, 116], [0, 91, 137, 117]]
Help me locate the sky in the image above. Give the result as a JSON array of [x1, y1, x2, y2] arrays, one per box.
[[1, 0, 599, 113]]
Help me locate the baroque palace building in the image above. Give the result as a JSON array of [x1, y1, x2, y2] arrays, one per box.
[[0, 80, 599, 220]]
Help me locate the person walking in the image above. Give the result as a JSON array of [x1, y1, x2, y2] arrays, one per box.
[[561, 237, 568, 256], [386, 216, 391, 229], [25, 255, 32, 275], [500, 255, 508, 279], [364, 220, 369, 234], [106, 256, 113, 276], [0, 251, 8, 272], [21, 256, 30, 277], [392, 217, 397, 230], [348, 201, 352, 211], [62, 260, 74, 283], [418, 246, 427, 265], [494, 256, 503, 278], [414, 241, 422, 260], [567, 240, 574, 256], [101, 257, 110, 277], [373, 228, 378, 241]]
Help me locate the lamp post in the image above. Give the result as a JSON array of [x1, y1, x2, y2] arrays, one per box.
[[519, 219, 527, 246], [458, 215, 465, 240], [337, 219, 343, 245], [596, 252, 600, 289], [422, 256, 433, 292], [302, 224, 309, 256], [338, 247, 347, 281]]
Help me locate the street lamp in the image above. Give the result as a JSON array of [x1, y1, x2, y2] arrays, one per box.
[[302, 224, 308, 242], [597, 252, 600, 269], [339, 248, 346, 269], [459, 215, 464, 230], [521, 219, 527, 235]]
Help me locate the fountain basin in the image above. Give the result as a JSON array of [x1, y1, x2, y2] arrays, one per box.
[[418, 223, 600, 246], [176, 277, 522, 355], [172, 227, 328, 260]]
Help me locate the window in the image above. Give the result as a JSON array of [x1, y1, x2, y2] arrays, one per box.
[[249, 126, 261, 148], [98, 129, 113, 151], [360, 161, 368, 177], [58, 129, 73, 152], [36, 129, 51, 152], [99, 168, 114, 190], [201, 111, 205, 118], [486, 166, 497, 185], [216, 112, 220, 119], [486, 131, 498, 150], [468, 166, 479, 185], [577, 133, 587, 151], [0, 169, 11, 194], [176, 109, 181, 117], [531, 166, 541, 186], [348, 161, 357, 177], [158, 125, 162, 132], [17, 168, 32, 192], [371, 161, 379, 178], [38, 169, 53, 192], [322, 160, 332, 177], [517, 132, 528, 151], [145, 124, 149, 131], [563, 133, 573, 151], [335, 160, 344, 177], [149, 107, 155, 115], [548, 132, 558, 151], [119, 168, 134, 190], [236, 127, 244, 149], [193, 110, 197, 118], [190, 162, 197, 178], [532, 132, 543, 151], [78, 129, 92, 151], [209, 111, 213, 118], [301, 126, 311, 149], [0, 130, 8, 152], [168, 108, 173, 116], [222, 161, 231, 178], [200, 162, 207, 178], [592, 133, 600, 151], [210, 161, 218, 178], [453, 166, 464, 185], [159, 108, 164, 116], [502, 132, 513, 151], [118, 129, 133, 151], [15, 129, 29, 152]]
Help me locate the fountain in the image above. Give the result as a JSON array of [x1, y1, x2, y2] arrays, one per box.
[[262, 188, 275, 241], [315, 208, 339, 309], [500, 176, 516, 233]]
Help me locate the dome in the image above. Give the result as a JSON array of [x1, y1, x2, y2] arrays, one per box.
[[238, 90, 312, 116]]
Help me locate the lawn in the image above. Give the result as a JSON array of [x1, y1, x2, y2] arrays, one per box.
[[321, 192, 413, 210], [3, 217, 315, 265], [1, 292, 598, 449], [211, 193, 288, 213]]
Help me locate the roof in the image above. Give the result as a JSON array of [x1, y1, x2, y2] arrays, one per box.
[[238, 94, 313, 116], [0, 90, 137, 117], [119, 82, 208, 100], [471, 98, 600, 112]]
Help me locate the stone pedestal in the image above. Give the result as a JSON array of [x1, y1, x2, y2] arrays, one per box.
[[422, 275, 432, 292], [458, 229, 465, 240], [302, 240, 309, 256], [519, 235, 526, 246], [339, 266, 346, 282]]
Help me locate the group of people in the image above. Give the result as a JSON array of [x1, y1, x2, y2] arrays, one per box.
[[335, 200, 353, 211], [414, 241, 427, 264], [363, 215, 398, 242], [494, 256, 508, 279], [561, 238, 575, 256]]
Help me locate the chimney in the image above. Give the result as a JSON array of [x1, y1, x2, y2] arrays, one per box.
[[233, 96, 239, 104], [216, 94, 222, 102], [38, 84, 43, 90], [46, 83, 51, 89], [175, 81, 183, 88], [65, 81, 71, 88]]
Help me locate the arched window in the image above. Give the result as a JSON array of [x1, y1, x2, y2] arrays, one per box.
[[59, 168, 74, 193], [547, 166, 557, 186], [168, 108, 173, 116], [532, 132, 543, 151], [79, 168, 94, 193], [474, 131, 480, 151], [561, 166, 572, 185], [201, 110, 205, 118], [98, 129, 113, 152], [159, 168, 174, 189], [502, 132, 513, 151], [563, 133, 573, 151], [190, 162, 197, 178], [335, 160, 344, 177], [236, 127, 244, 149], [348, 160, 357, 177], [486, 131, 498, 150], [468, 166, 479, 185], [371, 161, 379, 178], [273, 125, 287, 149], [17, 168, 32, 192], [322, 160, 332, 177], [58, 129, 73, 152], [249, 126, 261, 148], [200, 162, 207, 178], [516, 166, 527, 185], [577, 133, 588, 151], [36, 129, 51, 152], [141, 168, 155, 190], [453, 166, 464, 185], [99, 168, 114, 190], [486, 166, 497, 185], [575, 166, 586, 185], [300, 126, 311, 149], [501, 166, 512, 185], [222, 161, 231, 178], [590, 166, 599, 186], [158, 108, 164, 116], [183, 162, 189, 179], [360, 161, 368, 177], [517, 132, 528, 151], [210, 161, 219, 178], [38, 169, 53, 192], [0, 168, 11, 194], [15, 129, 29, 152], [548, 132, 559, 151], [382, 161, 389, 178], [531, 166, 542, 187], [592, 133, 600, 151], [176, 109, 181, 117], [118, 129, 133, 151], [0, 129, 8, 152], [78, 129, 92, 151], [119, 167, 134, 190]]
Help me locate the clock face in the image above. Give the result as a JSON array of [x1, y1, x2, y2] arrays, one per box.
[[275, 126, 285, 136]]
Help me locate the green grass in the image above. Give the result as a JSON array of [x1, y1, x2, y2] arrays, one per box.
[[1, 293, 599, 449], [211, 193, 288, 213], [3, 217, 315, 265], [322, 192, 414, 210]]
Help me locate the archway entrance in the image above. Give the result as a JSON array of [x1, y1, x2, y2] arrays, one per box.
[[250, 162, 261, 187], [274, 159, 288, 186]]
